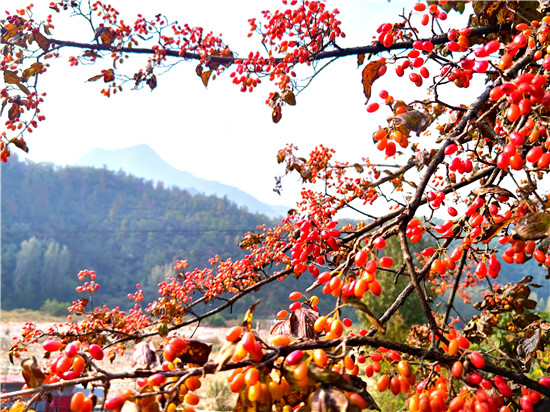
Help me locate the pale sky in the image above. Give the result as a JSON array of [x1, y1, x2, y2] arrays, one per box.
[[14, 1, 471, 212]]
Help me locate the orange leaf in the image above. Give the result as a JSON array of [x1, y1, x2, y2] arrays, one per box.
[[361, 58, 386, 103], [33, 32, 50, 52], [357, 54, 365, 67], [200, 70, 212, 87], [4, 70, 23, 84], [100, 27, 116, 45]]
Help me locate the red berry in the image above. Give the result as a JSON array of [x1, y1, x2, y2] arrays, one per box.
[[89, 344, 104, 361], [470, 351, 486, 369]]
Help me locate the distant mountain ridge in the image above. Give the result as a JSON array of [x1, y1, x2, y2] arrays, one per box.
[[75, 144, 288, 218]]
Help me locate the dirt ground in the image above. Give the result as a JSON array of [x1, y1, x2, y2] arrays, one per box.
[[1, 319, 273, 411]]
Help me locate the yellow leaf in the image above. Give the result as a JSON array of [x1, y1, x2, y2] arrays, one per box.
[[4, 70, 23, 84], [361, 58, 385, 103], [22, 62, 44, 81], [242, 301, 261, 331], [2, 23, 19, 43]]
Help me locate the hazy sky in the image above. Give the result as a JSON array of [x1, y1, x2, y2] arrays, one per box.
[[13, 1, 471, 212]]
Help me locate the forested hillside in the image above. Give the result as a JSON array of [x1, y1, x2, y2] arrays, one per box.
[[1, 155, 277, 313]]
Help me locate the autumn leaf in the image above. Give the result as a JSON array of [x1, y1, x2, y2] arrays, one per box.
[[4, 70, 23, 84], [392, 110, 431, 134], [517, 329, 540, 364], [22, 62, 44, 81], [511, 212, 550, 241], [21, 357, 45, 388], [242, 300, 261, 330], [215, 340, 237, 372], [2, 23, 20, 43], [178, 339, 212, 366], [147, 74, 157, 90], [282, 89, 296, 105], [270, 307, 319, 339], [96, 27, 117, 45], [8, 104, 21, 121], [17, 83, 30, 96], [472, 185, 516, 198], [311, 387, 352, 412], [480, 219, 510, 244], [33, 32, 50, 52], [131, 341, 159, 370], [103, 69, 115, 83], [200, 70, 212, 87], [272, 106, 282, 123], [361, 58, 385, 103], [83, 49, 99, 59], [87, 74, 104, 82], [345, 297, 386, 335], [357, 53, 365, 67]]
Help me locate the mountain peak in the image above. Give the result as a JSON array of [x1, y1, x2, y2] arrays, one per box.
[[76, 145, 287, 218]]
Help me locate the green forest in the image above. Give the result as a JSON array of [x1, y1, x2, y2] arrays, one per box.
[[3, 155, 549, 327], [1, 155, 281, 316]]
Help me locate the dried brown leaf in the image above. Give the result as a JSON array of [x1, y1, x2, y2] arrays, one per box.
[[517, 329, 540, 364], [8, 104, 21, 121], [17, 83, 30, 95], [178, 339, 212, 366], [200, 70, 212, 87], [361, 58, 385, 103], [472, 185, 516, 198], [282, 89, 296, 105], [4, 70, 23, 84], [147, 74, 157, 90], [33, 32, 50, 52], [272, 106, 282, 123], [87, 74, 103, 82]]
